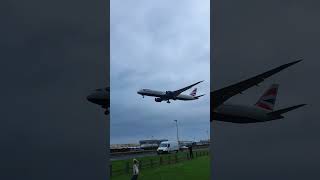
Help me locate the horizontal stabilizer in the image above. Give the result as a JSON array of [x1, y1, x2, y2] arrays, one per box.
[[268, 104, 306, 115], [195, 94, 205, 98]]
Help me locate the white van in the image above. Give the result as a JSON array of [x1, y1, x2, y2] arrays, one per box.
[[157, 141, 179, 154]]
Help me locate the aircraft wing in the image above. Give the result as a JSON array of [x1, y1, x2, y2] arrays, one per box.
[[211, 60, 302, 109], [172, 80, 204, 96]]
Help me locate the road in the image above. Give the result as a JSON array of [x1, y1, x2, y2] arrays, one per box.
[[111, 151, 157, 161], [110, 148, 209, 161]]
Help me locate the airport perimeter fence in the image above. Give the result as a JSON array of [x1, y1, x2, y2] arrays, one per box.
[[110, 149, 209, 177]]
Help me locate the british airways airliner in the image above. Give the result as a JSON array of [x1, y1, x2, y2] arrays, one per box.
[[211, 60, 306, 123], [213, 84, 306, 123], [137, 81, 205, 103]]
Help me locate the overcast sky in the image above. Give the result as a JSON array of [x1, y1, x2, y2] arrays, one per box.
[[110, 0, 210, 144], [212, 0, 320, 179]]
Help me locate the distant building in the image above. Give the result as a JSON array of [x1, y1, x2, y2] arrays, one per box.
[[110, 143, 140, 153], [110, 144, 139, 149]]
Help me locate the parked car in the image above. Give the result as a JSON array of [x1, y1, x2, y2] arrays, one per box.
[[179, 145, 189, 151]]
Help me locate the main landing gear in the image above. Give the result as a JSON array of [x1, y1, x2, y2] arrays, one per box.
[[167, 100, 171, 103]]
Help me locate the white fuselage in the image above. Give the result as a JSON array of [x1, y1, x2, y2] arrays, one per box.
[[137, 89, 197, 101], [213, 103, 278, 123]]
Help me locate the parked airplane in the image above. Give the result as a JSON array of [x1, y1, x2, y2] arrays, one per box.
[[137, 81, 205, 103], [214, 84, 306, 123], [87, 87, 110, 115], [211, 60, 306, 123]]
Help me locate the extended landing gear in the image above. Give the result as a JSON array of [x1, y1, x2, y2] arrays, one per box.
[[167, 100, 171, 103], [142, 95, 144, 98]]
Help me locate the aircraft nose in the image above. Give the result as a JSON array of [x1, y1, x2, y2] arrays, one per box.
[[87, 95, 94, 102]]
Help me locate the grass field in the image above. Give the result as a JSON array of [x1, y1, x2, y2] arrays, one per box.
[[112, 151, 190, 173], [111, 156, 210, 180], [111, 149, 208, 174]]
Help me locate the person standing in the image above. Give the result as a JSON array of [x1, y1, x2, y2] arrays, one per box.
[[188, 145, 194, 159], [131, 159, 139, 180]]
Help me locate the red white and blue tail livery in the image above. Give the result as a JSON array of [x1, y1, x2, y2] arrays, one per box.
[[190, 88, 197, 96], [255, 84, 279, 111]]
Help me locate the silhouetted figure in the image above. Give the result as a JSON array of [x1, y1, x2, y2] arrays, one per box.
[[188, 145, 194, 159], [131, 159, 139, 180]]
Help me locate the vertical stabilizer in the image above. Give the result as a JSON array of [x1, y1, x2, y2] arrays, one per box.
[[190, 88, 197, 96], [255, 84, 279, 111]]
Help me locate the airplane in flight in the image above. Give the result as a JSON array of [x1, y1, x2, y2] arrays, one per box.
[[137, 81, 205, 103], [211, 60, 306, 123], [87, 87, 110, 115], [214, 84, 306, 123]]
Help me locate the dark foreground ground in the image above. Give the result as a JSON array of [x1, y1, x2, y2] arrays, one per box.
[[111, 155, 210, 180]]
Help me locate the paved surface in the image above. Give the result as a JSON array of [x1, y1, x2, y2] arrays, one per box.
[[110, 148, 209, 161], [111, 151, 157, 161]]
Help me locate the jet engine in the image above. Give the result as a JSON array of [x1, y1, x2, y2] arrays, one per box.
[[155, 98, 162, 102]]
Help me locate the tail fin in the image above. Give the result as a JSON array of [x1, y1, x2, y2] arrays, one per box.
[[190, 88, 197, 96], [255, 84, 279, 111]]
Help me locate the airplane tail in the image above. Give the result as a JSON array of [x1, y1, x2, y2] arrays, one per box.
[[190, 88, 197, 96], [268, 104, 306, 116], [255, 84, 279, 111]]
